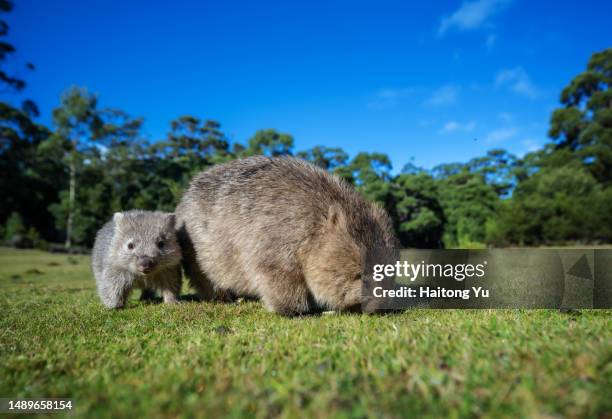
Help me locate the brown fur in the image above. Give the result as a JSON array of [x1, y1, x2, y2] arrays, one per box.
[[175, 156, 397, 315]]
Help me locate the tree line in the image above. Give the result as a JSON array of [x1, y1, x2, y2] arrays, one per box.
[[1, 3, 610, 249]]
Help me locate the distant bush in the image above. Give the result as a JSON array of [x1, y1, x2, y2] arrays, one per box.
[[451, 240, 487, 250], [485, 215, 510, 247], [8, 234, 32, 249], [4, 212, 25, 242], [48, 244, 90, 255], [25, 227, 50, 251], [1, 213, 52, 250]]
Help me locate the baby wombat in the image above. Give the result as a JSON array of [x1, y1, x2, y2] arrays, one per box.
[[92, 210, 182, 309], [176, 156, 397, 315]]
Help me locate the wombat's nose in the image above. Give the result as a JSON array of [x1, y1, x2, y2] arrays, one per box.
[[136, 256, 155, 273]]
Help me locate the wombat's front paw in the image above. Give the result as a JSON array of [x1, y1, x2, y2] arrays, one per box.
[[162, 290, 180, 304]]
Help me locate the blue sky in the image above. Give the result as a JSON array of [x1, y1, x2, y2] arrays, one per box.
[[5, 0, 612, 171]]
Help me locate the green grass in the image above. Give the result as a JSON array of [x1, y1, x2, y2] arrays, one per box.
[[0, 247, 610, 418]]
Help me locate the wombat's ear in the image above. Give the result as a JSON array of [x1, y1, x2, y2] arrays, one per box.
[[165, 213, 176, 229], [113, 212, 124, 225], [327, 205, 347, 230]]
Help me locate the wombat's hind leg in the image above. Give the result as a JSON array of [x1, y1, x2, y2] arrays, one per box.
[[186, 269, 214, 301], [178, 227, 215, 301], [257, 270, 313, 316], [215, 288, 237, 302], [181, 251, 215, 301]]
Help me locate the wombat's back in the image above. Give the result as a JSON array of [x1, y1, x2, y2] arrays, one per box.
[[179, 156, 353, 234]]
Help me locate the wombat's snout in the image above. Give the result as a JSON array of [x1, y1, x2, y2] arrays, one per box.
[[136, 256, 155, 274]]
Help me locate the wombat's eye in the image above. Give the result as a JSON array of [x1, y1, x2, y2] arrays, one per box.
[[157, 240, 165, 249], [127, 242, 134, 250]]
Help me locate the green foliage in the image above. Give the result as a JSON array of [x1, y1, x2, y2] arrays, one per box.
[[391, 173, 445, 247], [0, 0, 38, 116], [51, 86, 104, 146], [466, 149, 520, 196], [297, 146, 349, 170], [0, 103, 56, 238], [492, 166, 609, 245], [437, 172, 499, 247], [25, 227, 48, 250], [335, 152, 393, 205], [484, 211, 509, 247], [0, 1, 23, 90], [246, 129, 294, 157], [162, 116, 230, 162], [549, 48, 612, 183], [1, 213, 45, 248], [3, 211, 24, 241], [43, 87, 150, 246]]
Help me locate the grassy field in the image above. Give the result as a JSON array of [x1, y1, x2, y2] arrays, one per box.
[[0, 247, 610, 418]]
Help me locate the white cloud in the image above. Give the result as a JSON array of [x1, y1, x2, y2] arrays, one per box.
[[442, 121, 460, 132], [521, 138, 542, 153], [440, 120, 476, 133], [485, 128, 518, 143], [438, 0, 510, 36], [425, 85, 459, 106], [485, 33, 497, 49], [367, 88, 413, 109], [497, 111, 513, 122], [495, 67, 538, 99]]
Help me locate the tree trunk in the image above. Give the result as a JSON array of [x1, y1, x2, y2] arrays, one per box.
[[65, 154, 76, 249]]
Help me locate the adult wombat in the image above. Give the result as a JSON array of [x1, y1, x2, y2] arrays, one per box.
[[92, 210, 182, 309], [176, 156, 397, 315]]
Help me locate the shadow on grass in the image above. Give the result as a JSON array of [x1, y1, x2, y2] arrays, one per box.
[[137, 293, 205, 304], [134, 290, 446, 319]]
